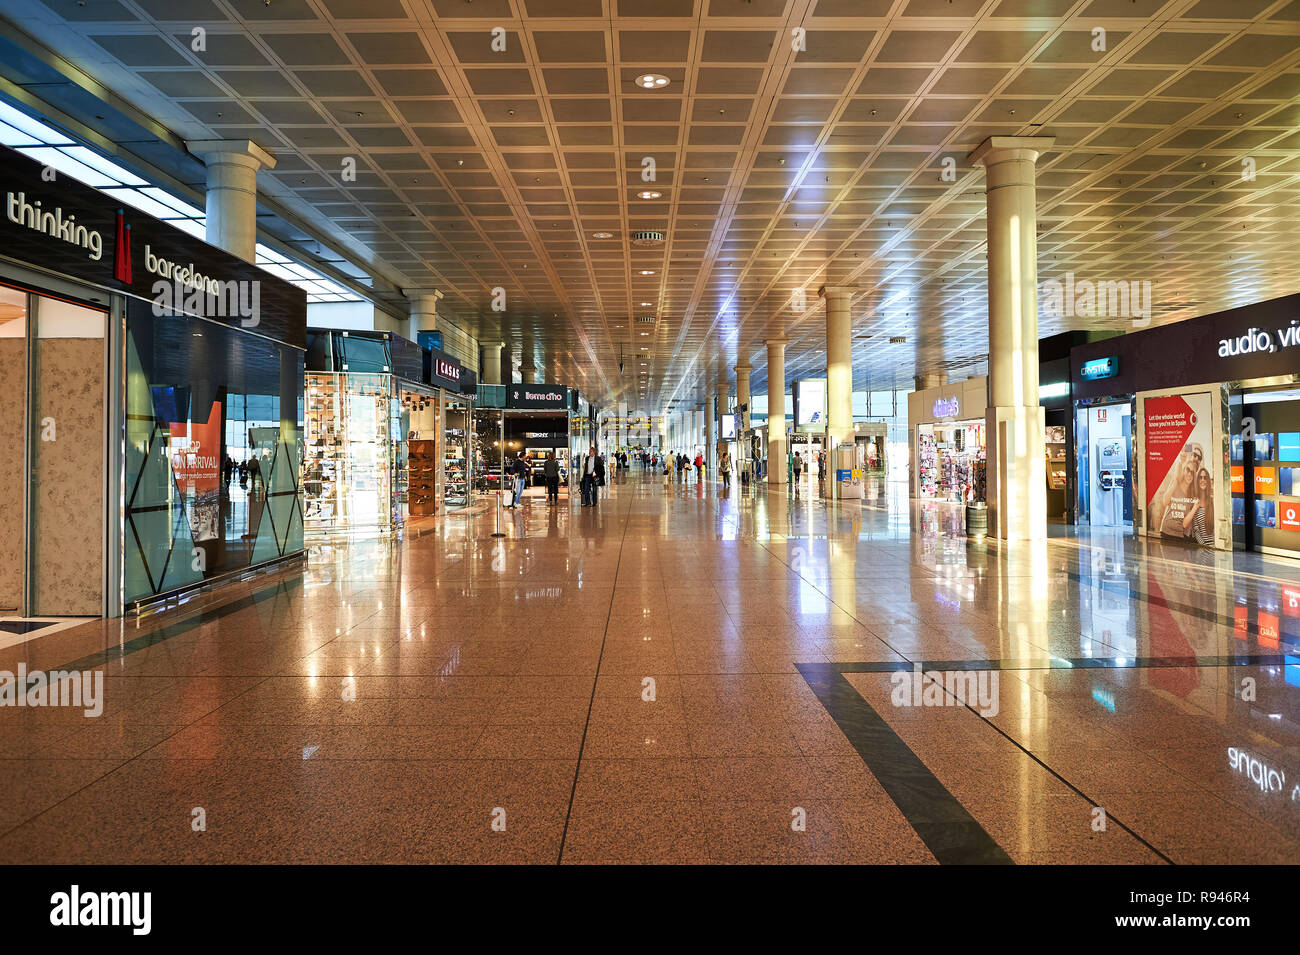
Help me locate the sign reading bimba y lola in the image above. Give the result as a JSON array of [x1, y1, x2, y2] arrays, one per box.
[[0, 143, 304, 345], [508, 384, 570, 410]]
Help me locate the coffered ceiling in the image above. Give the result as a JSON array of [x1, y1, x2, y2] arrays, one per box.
[[1, 0, 1297, 409]]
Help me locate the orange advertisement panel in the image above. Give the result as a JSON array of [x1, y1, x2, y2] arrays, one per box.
[[1254, 467, 1277, 496], [1231, 466, 1244, 493], [1280, 500, 1300, 532]]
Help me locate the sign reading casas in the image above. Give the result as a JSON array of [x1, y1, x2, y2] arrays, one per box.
[[508, 384, 570, 410]]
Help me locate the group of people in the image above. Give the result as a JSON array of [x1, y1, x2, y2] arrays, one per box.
[[504, 451, 563, 508]]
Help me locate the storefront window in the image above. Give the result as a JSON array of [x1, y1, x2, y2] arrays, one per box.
[[123, 298, 304, 605]]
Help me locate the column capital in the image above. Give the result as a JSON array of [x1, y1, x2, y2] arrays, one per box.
[[764, 336, 787, 348], [185, 139, 277, 171], [405, 287, 443, 302], [968, 136, 1055, 168], [733, 362, 752, 374], [817, 284, 857, 300]]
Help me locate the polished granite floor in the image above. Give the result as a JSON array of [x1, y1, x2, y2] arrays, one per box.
[[1, 469, 1298, 864]]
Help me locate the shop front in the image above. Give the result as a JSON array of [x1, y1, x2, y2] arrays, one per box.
[[1072, 292, 1300, 555], [474, 382, 573, 498], [908, 378, 988, 504], [0, 143, 305, 618], [303, 329, 474, 534]]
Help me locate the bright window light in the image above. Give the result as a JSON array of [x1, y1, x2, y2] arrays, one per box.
[[62, 145, 149, 186], [1, 98, 363, 303], [0, 122, 41, 148], [0, 101, 70, 143], [16, 146, 120, 188]]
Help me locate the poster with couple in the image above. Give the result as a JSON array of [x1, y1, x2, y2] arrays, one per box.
[[1144, 392, 1216, 549]]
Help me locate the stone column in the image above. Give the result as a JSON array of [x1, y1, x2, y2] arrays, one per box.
[[735, 362, 752, 434], [969, 135, 1055, 542], [705, 394, 715, 476], [482, 342, 503, 386], [407, 288, 442, 343], [765, 338, 787, 485], [818, 285, 856, 455], [185, 139, 277, 262]]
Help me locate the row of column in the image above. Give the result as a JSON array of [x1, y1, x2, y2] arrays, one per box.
[[191, 134, 1051, 540], [686, 135, 1051, 540]]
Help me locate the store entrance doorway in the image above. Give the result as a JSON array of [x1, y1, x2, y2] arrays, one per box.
[[1075, 402, 1133, 529]]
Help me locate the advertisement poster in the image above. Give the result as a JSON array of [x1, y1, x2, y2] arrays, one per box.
[[170, 400, 223, 542], [1145, 392, 1215, 547]]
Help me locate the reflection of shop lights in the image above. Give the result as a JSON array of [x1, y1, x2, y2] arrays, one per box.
[[1041, 381, 1069, 399]]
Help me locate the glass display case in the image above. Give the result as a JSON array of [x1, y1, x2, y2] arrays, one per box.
[[444, 398, 471, 507], [303, 372, 398, 532]]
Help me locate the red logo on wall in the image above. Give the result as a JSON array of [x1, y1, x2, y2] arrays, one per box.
[[113, 209, 132, 283]]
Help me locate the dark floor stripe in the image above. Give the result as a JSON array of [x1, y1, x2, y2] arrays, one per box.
[[556, 490, 633, 864], [55, 576, 304, 675], [795, 662, 1013, 865], [833, 653, 1291, 673]]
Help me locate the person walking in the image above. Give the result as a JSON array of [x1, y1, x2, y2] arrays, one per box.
[[581, 445, 598, 506], [508, 453, 528, 508], [793, 451, 803, 488], [543, 451, 560, 505], [694, 451, 704, 484], [720, 448, 732, 488], [595, 450, 607, 505]]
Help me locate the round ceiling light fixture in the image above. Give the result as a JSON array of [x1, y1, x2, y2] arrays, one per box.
[[636, 73, 670, 89], [631, 230, 665, 246], [636, 190, 662, 200], [592, 231, 613, 239], [639, 269, 656, 276]]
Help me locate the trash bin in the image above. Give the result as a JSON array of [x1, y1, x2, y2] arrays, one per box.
[[965, 501, 987, 538]]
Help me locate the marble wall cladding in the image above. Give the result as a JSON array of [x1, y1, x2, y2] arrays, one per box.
[[32, 337, 104, 615], [0, 339, 25, 612]]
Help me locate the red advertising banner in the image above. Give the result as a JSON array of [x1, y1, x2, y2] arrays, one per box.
[[170, 400, 223, 542], [1145, 392, 1214, 547]]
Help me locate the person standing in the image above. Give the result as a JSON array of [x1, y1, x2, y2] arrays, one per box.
[[595, 450, 607, 505], [793, 451, 803, 487], [543, 451, 560, 505], [721, 448, 732, 488], [581, 445, 598, 506], [694, 451, 704, 483]]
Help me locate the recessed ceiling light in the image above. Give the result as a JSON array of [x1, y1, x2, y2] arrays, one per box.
[[636, 190, 661, 200], [592, 231, 613, 239], [636, 74, 670, 89], [640, 269, 656, 275], [640, 302, 652, 306]]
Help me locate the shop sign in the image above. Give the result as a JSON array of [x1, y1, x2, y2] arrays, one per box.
[[1218, 324, 1300, 359], [435, 358, 460, 382], [1080, 356, 1118, 380], [508, 384, 570, 410], [0, 144, 304, 345], [932, 396, 960, 419], [1255, 467, 1277, 496]]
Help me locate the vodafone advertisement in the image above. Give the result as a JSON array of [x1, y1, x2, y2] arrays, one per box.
[[170, 400, 223, 542], [1145, 393, 1216, 548]]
